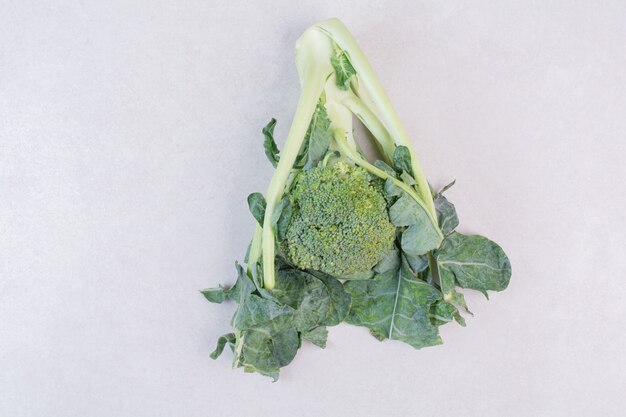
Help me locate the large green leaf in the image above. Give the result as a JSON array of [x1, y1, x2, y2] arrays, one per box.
[[204, 260, 351, 380], [302, 326, 328, 348], [233, 317, 300, 381], [387, 191, 442, 256], [273, 263, 351, 329], [344, 256, 443, 349], [306, 270, 352, 326], [435, 232, 511, 297]]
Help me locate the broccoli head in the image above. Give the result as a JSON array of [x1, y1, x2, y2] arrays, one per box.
[[282, 161, 396, 276]]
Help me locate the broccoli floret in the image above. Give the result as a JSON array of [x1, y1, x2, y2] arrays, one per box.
[[282, 161, 396, 276]]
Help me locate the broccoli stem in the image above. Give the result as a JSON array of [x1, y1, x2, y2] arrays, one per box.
[[316, 18, 438, 220], [342, 94, 395, 163], [257, 28, 334, 289]]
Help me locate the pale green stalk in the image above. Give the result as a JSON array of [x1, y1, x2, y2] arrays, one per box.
[[257, 28, 334, 289], [316, 18, 437, 220]]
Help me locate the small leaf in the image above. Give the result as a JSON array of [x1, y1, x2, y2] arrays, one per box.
[[400, 170, 417, 186], [374, 248, 401, 274], [331, 49, 356, 90], [383, 178, 403, 198], [393, 145, 413, 176], [247, 193, 266, 226], [435, 232, 512, 297], [405, 253, 428, 273], [430, 301, 465, 327], [439, 179, 456, 194], [303, 326, 328, 348], [438, 268, 472, 315], [262, 118, 280, 167], [388, 194, 421, 226], [434, 180, 459, 236], [210, 333, 236, 359], [200, 286, 226, 304], [273, 196, 292, 241], [303, 102, 332, 170], [374, 160, 397, 178], [389, 193, 442, 256], [434, 194, 459, 236], [401, 222, 442, 257]]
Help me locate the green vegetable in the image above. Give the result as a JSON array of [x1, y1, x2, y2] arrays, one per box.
[[282, 161, 396, 276], [201, 18, 512, 380]]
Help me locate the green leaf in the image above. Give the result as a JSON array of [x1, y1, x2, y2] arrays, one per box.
[[434, 194, 458, 236], [330, 49, 356, 90], [303, 326, 328, 348], [200, 286, 226, 304], [383, 178, 403, 198], [388, 192, 442, 256], [210, 333, 236, 359], [435, 232, 512, 297], [430, 300, 465, 327], [386, 183, 442, 257], [262, 118, 280, 167], [247, 193, 266, 226], [374, 248, 401, 274], [344, 257, 443, 349], [401, 222, 442, 257], [272, 268, 333, 331], [434, 181, 458, 236], [388, 193, 426, 227], [400, 170, 417, 186], [273, 196, 292, 241], [203, 264, 300, 381], [393, 145, 413, 176], [230, 262, 256, 300], [374, 160, 398, 178], [273, 263, 351, 329], [307, 270, 352, 326], [303, 102, 332, 170], [439, 179, 456, 194], [405, 253, 428, 273], [201, 262, 255, 304], [221, 259, 350, 380], [438, 266, 472, 314], [233, 318, 299, 382]]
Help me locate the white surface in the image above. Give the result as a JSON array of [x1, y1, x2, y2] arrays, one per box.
[[2, 1, 625, 416]]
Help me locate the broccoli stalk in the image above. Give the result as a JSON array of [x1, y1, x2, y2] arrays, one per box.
[[249, 19, 442, 289]]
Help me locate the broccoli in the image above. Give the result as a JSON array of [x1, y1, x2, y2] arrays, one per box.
[[282, 162, 396, 276], [246, 19, 445, 289], [202, 18, 512, 381]]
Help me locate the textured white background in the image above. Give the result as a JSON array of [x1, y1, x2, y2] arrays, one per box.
[[2, 1, 625, 416]]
